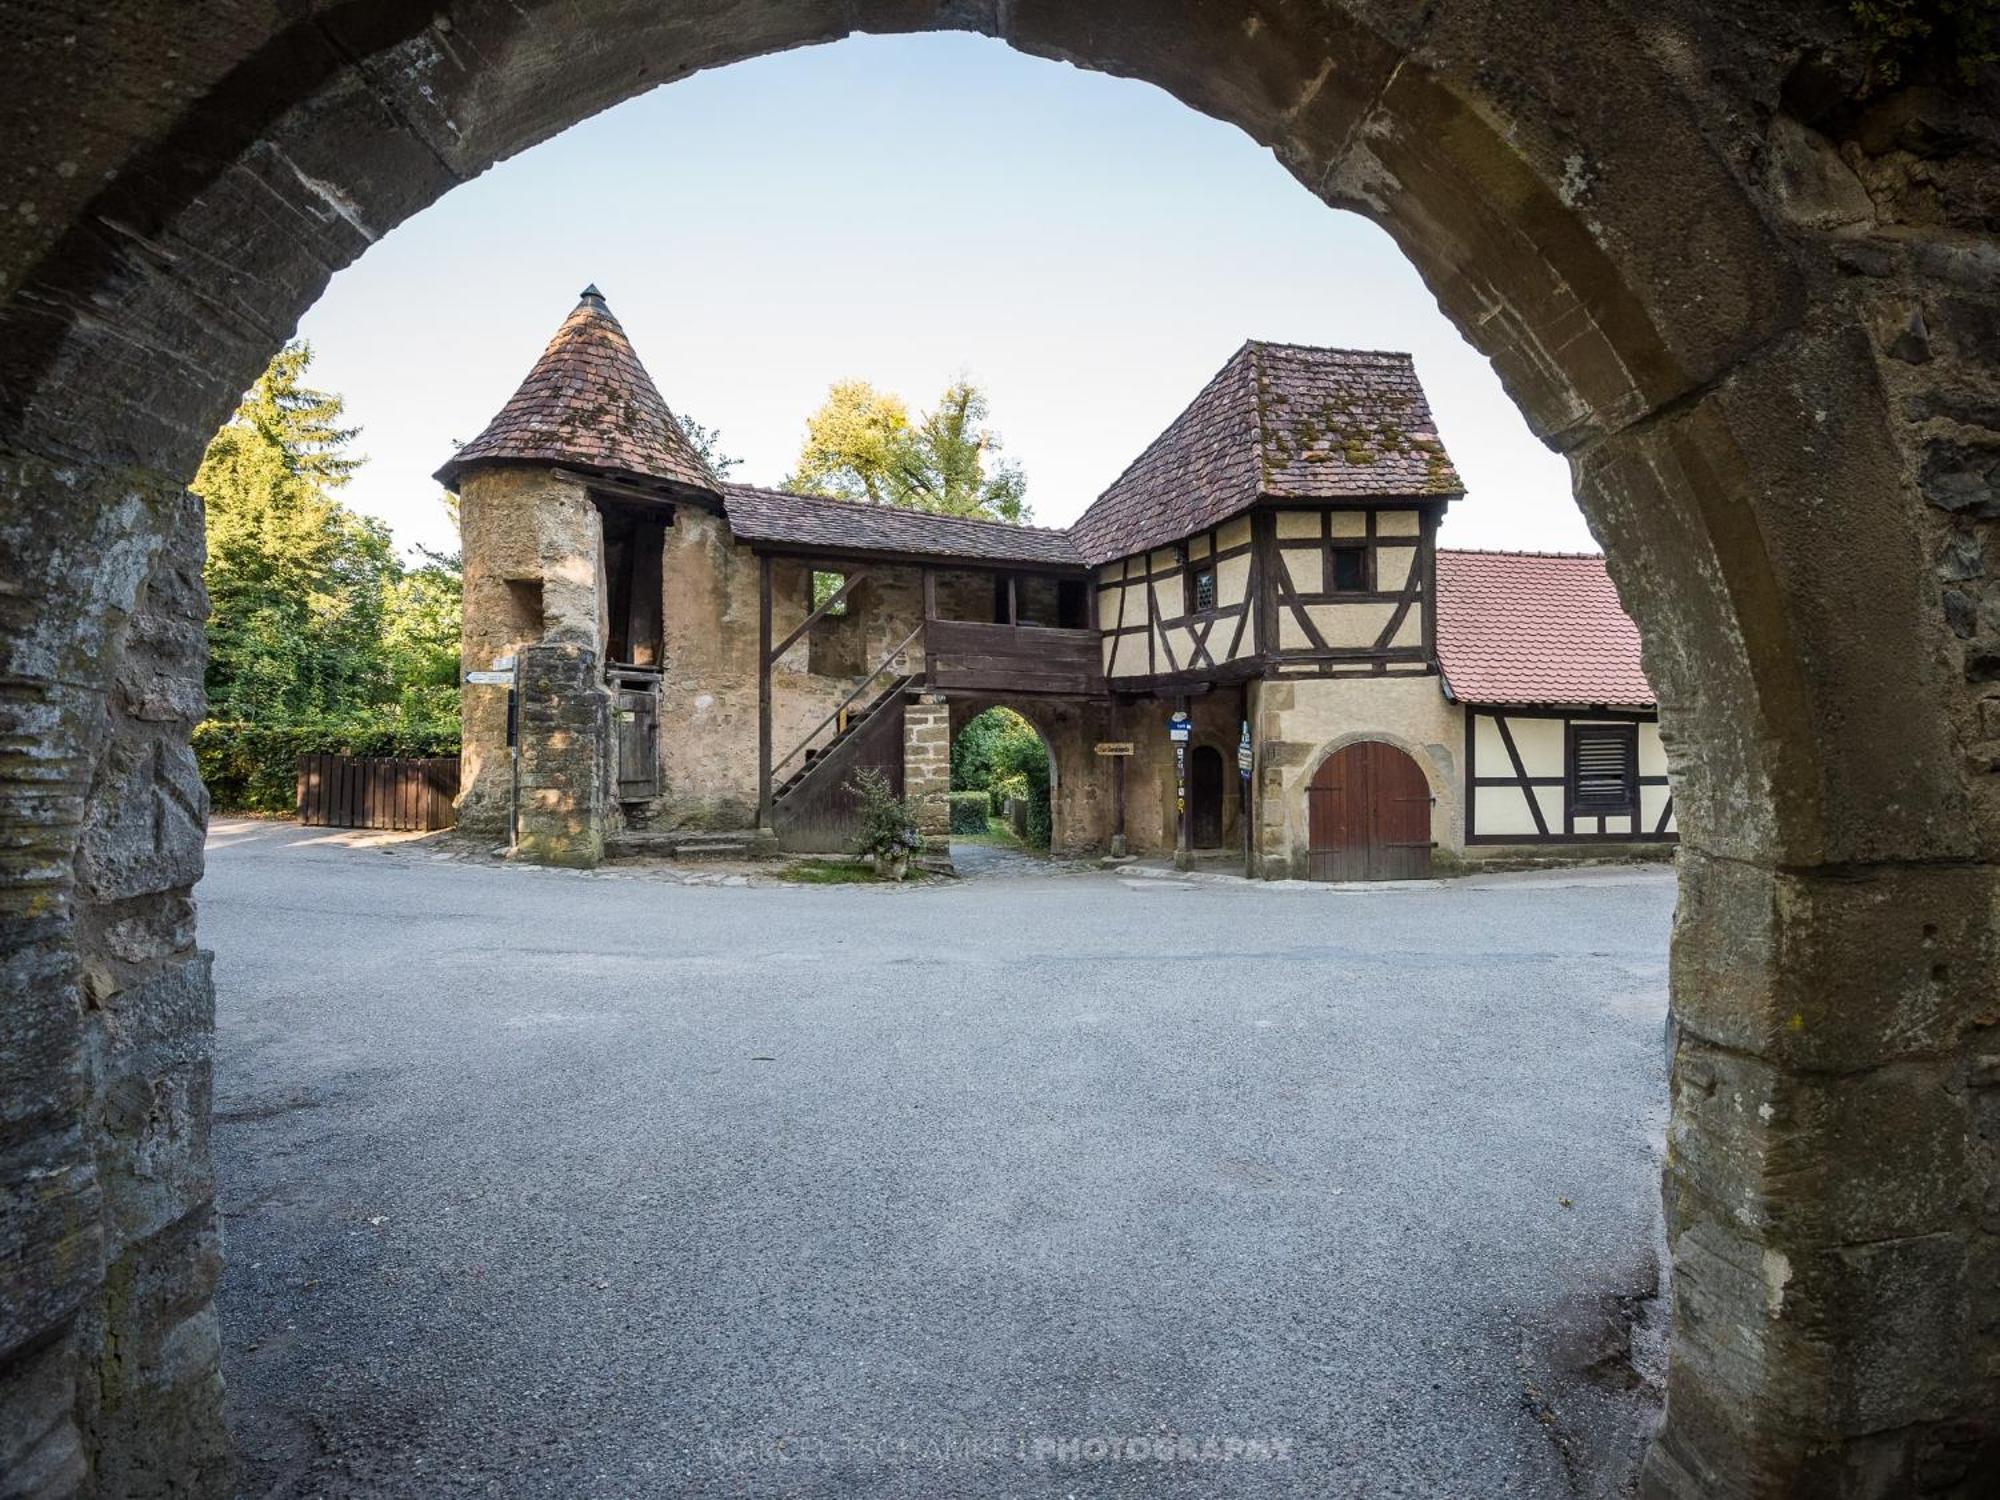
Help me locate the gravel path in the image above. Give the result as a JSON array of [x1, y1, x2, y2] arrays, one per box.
[[205, 819, 1674, 1498]]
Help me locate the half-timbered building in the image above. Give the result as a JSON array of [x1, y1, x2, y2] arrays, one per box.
[[446, 287, 1676, 877]]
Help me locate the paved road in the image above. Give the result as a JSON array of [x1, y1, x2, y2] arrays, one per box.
[[205, 820, 1674, 1498]]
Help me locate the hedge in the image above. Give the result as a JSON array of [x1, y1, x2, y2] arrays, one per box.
[[196, 714, 460, 814], [948, 791, 992, 835]]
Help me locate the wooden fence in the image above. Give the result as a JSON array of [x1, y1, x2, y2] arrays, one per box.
[[296, 754, 459, 831]]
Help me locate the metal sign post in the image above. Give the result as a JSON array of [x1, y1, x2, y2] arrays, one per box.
[[1239, 719, 1254, 875], [1170, 704, 1192, 871], [464, 654, 519, 849]]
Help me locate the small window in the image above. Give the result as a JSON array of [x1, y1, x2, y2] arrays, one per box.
[[1569, 723, 1637, 814], [811, 570, 848, 616], [1331, 546, 1368, 591], [1188, 565, 1217, 615]]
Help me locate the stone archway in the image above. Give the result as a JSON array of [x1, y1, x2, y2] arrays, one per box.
[[2, 6, 1995, 1496]]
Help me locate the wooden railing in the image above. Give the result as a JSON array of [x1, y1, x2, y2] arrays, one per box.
[[923, 619, 1105, 696], [770, 622, 923, 788]]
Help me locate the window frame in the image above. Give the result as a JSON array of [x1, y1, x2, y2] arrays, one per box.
[[1566, 721, 1639, 818], [1186, 559, 1218, 617], [1329, 543, 1370, 593]]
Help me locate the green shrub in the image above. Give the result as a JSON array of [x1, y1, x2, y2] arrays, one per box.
[[1024, 777, 1052, 849], [846, 767, 924, 864], [990, 773, 1027, 817], [949, 791, 991, 834], [196, 711, 460, 814]]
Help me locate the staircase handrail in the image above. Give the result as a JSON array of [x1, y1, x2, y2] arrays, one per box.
[[771, 622, 924, 787]]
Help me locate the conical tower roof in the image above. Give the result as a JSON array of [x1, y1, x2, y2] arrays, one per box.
[[435, 285, 721, 495]]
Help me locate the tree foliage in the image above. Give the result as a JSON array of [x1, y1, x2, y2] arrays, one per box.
[[950, 706, 1051, 847], [677, 411, 742, 479], [1851, 0, 1999, 86], [786, 378, 1030, 523], [191, 341, 463, 808]]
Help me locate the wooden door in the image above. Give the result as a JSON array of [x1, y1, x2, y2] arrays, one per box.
[[613, 679, 660, 803], [1190, 744, 1225, 847], [1306, 741, 1432, 881]]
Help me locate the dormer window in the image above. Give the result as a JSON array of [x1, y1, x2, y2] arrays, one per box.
[[1331, 545, 1368, 592]]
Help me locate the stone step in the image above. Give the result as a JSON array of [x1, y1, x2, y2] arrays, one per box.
[[604, 828, 777, 861]]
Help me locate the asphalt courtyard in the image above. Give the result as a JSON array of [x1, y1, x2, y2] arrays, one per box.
[[205, 820, 1675, 1498]]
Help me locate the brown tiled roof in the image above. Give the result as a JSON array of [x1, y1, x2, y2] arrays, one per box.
[[1068, 340, 1464, 565], [1435, 550, 1655, 708], [723, 484, 1085, 569], [435, 287, 721, 494]]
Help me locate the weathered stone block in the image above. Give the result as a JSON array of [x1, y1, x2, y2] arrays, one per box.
[[1672, 851, 1997, 1071], [1668, 1036, 1968, 1247]]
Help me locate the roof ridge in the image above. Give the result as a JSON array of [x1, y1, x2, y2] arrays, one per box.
[[1439, 547, 1607, 560], [722, 481, 1073, 537], [1242, 338, 1418, 362], [1071, 342, 1261, 548]]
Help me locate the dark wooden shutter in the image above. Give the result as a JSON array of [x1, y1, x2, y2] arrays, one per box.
[[1569, 724, 1637, 814]]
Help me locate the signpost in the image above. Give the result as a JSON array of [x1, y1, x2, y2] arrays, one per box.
[[464, 656, 520, 848], [1239, 719, 1254, 873], [1171, 702, 1192, 871]]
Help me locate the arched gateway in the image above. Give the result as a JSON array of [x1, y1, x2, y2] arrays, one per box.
[[1307, 741, 1433, 882], [2, 6, 1996, 1498]]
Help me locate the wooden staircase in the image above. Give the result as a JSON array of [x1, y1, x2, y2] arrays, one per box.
[[772, 675, 914, 809]]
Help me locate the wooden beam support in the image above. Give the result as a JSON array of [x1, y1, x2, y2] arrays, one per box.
[[758, 553, 773, 829], [768, 567, 870, 665]]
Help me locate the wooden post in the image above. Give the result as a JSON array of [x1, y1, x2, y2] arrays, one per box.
[[922, 566, 937, 621], [1174, 692, 1192, 872], [1006, 573, 1018, 626], [757, 553, 773, 829], [1111, 752, 1127, 858]]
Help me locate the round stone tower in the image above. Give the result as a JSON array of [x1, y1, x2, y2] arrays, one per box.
[[434, 286, 722, 864]]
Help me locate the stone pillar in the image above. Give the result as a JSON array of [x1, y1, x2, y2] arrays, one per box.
[[1642, 851, 2000, 1498], [903, 693, 951, 843], [514, 643, 610, 868], [0, 459, 233, 1500]]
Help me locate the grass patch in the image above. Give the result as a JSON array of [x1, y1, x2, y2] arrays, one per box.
[[779, 859, 885, 884], [948, 817, 1027, 847]]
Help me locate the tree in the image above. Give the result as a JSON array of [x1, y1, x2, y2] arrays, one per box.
[[193, 341, 398, 721], [786, 378, 1030, 523], [677, 412, 741, 479], [191, 344, 467, 810]]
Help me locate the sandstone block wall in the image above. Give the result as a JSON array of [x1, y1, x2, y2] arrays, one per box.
[[0, 470, 232, 1499], [458, 467, 605, 839], [1249, 675, 1464, 878], [513, 643, 609, 868], [902, 694, 952, 838]]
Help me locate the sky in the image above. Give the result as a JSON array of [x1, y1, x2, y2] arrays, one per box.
[[295, 32, 1588, 563]]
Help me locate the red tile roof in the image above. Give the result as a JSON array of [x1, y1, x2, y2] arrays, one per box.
[[723, 484, 1084, 568], [436, 287, 721, 494], [1435, 550, 1655, 708], [1068, 341, 1464, 565]]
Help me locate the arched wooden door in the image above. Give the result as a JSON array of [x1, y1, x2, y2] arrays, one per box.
[[1190, 744, 1225, 847], [1306, 741, 1433, 881]]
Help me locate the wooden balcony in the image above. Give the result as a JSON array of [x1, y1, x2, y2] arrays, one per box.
[[923, 618, 1105, 697]]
